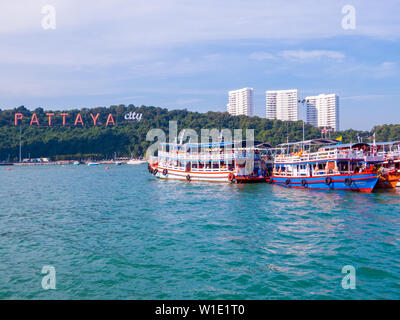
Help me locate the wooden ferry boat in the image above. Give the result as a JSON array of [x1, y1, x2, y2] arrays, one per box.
[[369, 141, 400, 189], [329, 141, 400, 189], [148, 141, 271, 183], [270, 139, 380, 193]]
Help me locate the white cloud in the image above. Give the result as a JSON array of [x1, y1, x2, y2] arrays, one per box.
[[280, 50, 345, 61], [338, 61, 398, 78], [249, 52, 276, 60], [341, 94, 400, 101], [250, 50, 345, 62]]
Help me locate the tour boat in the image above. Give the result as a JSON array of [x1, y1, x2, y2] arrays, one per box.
[[372, 141, 400, 189], [270, 139, 380, 193], [336, 141, 400, 189], [148, 141, 271, 183]]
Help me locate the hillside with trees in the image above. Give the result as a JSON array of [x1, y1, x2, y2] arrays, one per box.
[[0, 105, 399, 161]]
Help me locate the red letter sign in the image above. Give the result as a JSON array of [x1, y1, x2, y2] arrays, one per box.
[[15, 113, 24, 126], [90, 113, 100, 126], [30, 113, 40, 126], [60, 113, 69, 126], [46, 113, 55, 126], [105, 113, 115, 126], [74, 114, 84, 126]]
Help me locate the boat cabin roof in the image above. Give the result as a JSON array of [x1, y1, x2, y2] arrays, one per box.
[[278, 138, 339, 147], [161, 140, 271, 149], [322, 142, 369, 150]]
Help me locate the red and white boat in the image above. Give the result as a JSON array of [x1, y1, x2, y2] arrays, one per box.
[[148, 141, 271, 183]]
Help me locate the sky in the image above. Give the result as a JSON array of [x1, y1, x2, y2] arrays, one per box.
[[0, 0, 399, 130]]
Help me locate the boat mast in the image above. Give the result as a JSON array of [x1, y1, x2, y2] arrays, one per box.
[[299, 99, 307, 150], [19, 124, 22, 163]]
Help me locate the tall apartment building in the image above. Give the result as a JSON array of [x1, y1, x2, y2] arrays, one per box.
[[306, 94, 339, 131], [266, 89, 299, 121], [227, 88, 254, 116]]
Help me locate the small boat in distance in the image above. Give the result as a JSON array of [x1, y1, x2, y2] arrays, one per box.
[[270, 139, 380, 193], [127, 159, 147, 165], [87, 162, 99, 166], [72, 161, 80, 166]]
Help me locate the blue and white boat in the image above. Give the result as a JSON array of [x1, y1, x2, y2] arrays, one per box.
[[270, 139, 380, 193]]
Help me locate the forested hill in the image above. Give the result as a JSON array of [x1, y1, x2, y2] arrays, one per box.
[[0, 105, 399, 161]]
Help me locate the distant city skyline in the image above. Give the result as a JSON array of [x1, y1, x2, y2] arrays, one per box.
[[266, 89, 299, 122], [306, 94, 340, 131], [227, 88, 254, 116], [0, 1, 399, 130]]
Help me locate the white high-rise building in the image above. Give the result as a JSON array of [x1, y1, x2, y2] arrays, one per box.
[[306, 94, 339, 131], [266, 89, 299, 121], [227, 88, 254, 116]]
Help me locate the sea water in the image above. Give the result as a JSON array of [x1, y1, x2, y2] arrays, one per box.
[[0, 165, 399, 299]]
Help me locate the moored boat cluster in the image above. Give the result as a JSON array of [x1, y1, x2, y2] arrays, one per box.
[[148, 139, 400, 193]]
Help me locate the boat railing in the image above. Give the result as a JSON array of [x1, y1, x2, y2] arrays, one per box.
[[158, 151, 254, 161], [274, 150, 366, 164], [274, 169, 363, 177]]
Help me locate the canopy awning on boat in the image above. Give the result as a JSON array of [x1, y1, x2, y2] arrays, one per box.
[[322, 142, 370, 149], [374, 141, 400, 147], [163, 140, 272, 149], [278, 138, 339, 147]]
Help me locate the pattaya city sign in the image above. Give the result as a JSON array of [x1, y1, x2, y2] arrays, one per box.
[[14, 112, 115, 127], [14, 112, 142, 127]]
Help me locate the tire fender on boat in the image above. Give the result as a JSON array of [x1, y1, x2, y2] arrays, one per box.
[[153, 168, 158, 175], [285, 179, 291, 185], [325, 177, 332, 185], [344, 177, 352, 186], [162, 169, 168, 176], [186, 174, 191, 181], [301, 179, 307, 187], [228, 173, 235, 182]]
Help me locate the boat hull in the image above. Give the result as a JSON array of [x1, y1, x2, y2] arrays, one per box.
[[376, 172, 400, 189], [150, 165, 266, 183], [270, 173, 380, 193]]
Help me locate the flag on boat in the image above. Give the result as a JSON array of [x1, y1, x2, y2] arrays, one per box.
[[337, 136, 343, 142]]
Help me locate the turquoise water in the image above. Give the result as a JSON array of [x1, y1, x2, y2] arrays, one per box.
[[0, 164, 399, 299]]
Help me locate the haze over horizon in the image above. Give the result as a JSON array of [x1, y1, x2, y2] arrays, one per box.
[[1, 0, 399, 131]]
